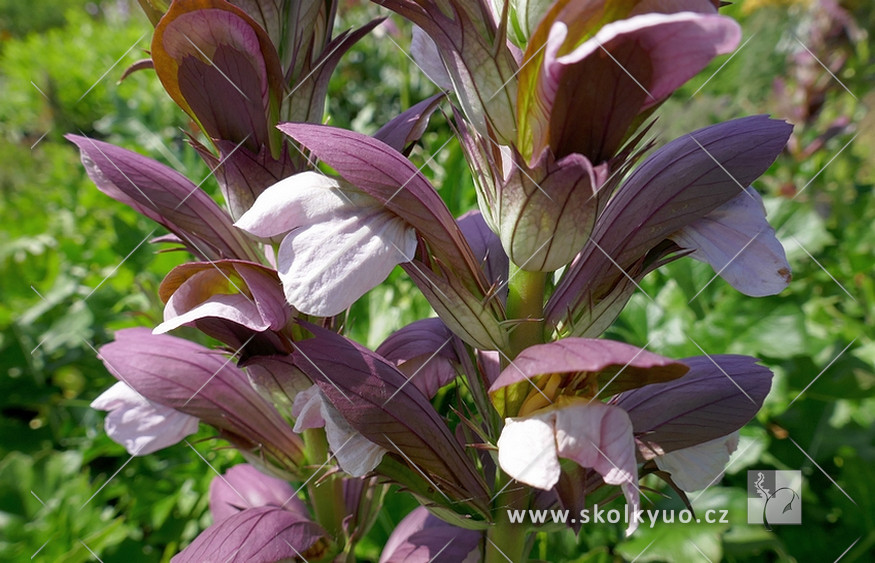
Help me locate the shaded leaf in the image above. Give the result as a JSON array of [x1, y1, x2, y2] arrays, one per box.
[[378, 0, 519, 143], [67, 134, 259, 261], [100, 328, 304, 471], [293, 324, 489, 511], [547, 116, 792, 335], [152, 0, 283, 151], [380, 506, 482, 563], [374, 93, 445, 154], [489, 337, 688, 417], [210, 464, 309, 522], [172, 506, 325, 562], [615, 355, 772, 457], [376, 317, 461, 399], [282, 18, 384, 124]]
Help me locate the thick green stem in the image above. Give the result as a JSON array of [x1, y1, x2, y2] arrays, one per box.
[[488, 266, 545, 560], [485, 473, 531, 562], [505, 265, 547, 358], [303, 428, 346, 542]]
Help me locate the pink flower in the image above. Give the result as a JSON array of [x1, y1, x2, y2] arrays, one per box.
[[654, 432, 740, 491], [669, 188, 791, 296], [489, 338, 689, 535], [498, 398, 640, 535], [292, 385, 387, 477], [91, 382, 198, 455], [235, 171, 417, 316]]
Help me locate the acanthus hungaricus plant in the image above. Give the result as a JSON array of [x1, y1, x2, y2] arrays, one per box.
[[75, 0, 794, 561]]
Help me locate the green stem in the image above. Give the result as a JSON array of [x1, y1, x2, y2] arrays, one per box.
[[485, 472, 530, 563], [505, 265, 547, 357], [303, 428, 346, 542], [487, 266, 545, 560]]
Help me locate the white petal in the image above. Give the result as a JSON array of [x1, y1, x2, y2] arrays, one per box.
[[234, 172, 370, 238], [236, 171, 418, 316], [291, 385, 325, 433], [90, 380, 138, 410], [319, 396, 387, 477], [277, 210, 417, 316], [654, 432, 739, 491], [552, 402, 640, 535], [553, 403, 637, 488], [291, 386, 387, 477], [670, 188, 791, 296], [91, 382, 199, 455], [497, 415, 561, 489], [499, 402, 641, 535], [411, 26, 453, 90]]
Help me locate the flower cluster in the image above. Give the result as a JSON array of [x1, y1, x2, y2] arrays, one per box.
[[78, 0, 792, 560]]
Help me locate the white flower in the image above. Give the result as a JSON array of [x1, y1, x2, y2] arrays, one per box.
[[235, 172, 417, 316], [654, 432, 740, 491], [292, 385, 387, 477], [497, 399, 640, 535], [91, 382, 199, 455], [670, 188, 791, 296]]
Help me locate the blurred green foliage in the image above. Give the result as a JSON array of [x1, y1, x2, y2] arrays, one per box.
[[0, 0, 95, 38], [1, 0, 872, 561], [0, 3, 227, 561]]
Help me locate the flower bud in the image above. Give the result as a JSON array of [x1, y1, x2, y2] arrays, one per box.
[[498, 150, 605, 271]]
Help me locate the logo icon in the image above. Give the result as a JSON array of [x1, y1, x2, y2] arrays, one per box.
[[747, 470, 802, 527]]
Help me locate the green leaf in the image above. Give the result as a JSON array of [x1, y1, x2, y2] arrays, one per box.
[[616, 488, 743, 562], [726, 303, 809, 360]]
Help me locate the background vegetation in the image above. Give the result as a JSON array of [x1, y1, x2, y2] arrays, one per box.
[[1, 0, 872, 560]]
